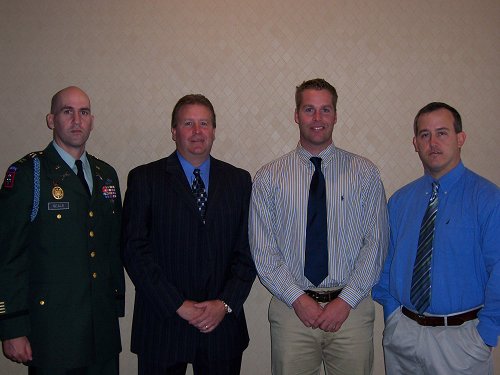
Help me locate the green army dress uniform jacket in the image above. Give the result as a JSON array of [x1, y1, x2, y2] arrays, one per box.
[[0, 143, 124, 369]]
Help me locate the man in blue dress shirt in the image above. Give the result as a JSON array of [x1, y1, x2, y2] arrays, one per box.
[[372, 102, 499, 375]]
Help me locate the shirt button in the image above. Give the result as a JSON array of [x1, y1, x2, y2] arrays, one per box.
[[92, 272, 97, 279], [89, 211, 94, 218], [90, 251, 96, 258], [89, 231, 94, 237], [56, 214, 62, 219], [39, 300, 45, 306]]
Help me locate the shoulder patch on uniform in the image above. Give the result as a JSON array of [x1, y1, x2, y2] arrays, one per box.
[[2, 151, 43, 189], [3, 165, 17, 189]]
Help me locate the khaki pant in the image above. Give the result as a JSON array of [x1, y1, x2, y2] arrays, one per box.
[[269, 295, 375, 375], [383, 308, 493, 375]]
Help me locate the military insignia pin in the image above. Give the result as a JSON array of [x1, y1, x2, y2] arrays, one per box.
[[52, 186, 64, 200]]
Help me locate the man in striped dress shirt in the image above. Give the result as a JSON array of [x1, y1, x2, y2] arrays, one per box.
[[249, 78, 389, 375]]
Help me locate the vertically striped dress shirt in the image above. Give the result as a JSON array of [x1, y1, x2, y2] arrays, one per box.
[[249, 143, 389, 308]]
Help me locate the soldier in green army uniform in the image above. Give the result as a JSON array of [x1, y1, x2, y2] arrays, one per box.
[[0, 86, 125, 375]]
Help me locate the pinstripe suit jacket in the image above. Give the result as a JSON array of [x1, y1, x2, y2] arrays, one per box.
[[122, 152, 256, 366]]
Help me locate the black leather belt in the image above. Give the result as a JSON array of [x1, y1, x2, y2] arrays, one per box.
[[305, 289, 342, 303], [402, 306, 480, 327]]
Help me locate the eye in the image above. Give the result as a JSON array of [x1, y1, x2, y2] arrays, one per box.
[[304, 107, 314, 113], [183, 121, 193, 127], [321, 107, 331, 113], [63, 109, 73, 115], [80, 110, 90, 116]]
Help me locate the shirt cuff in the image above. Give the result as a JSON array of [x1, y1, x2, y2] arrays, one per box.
[[477, 320, 498, 347], [282, 285, 306, 308], [338, 285, 366, 308]]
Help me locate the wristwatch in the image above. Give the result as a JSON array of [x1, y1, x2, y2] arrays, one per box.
[[221, 300, 232, 314]]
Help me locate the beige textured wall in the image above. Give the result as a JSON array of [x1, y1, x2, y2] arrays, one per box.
[[1, 1, 499, 374]]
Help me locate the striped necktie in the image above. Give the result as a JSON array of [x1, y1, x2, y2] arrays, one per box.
[[410, 182, 439, 314], [192, 168, 208, 223]]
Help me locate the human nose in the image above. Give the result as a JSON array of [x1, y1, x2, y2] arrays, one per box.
[[429, 133, 437, 146], [313, 110, 321, 121], [192, 123, 201, 134], [73, 112, 81, 125]]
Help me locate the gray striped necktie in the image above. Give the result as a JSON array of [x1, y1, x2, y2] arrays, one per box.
[[410, 182, 439, 314]]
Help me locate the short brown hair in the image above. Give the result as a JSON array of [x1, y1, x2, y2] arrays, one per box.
[[413, 102, 462, 135], [295, 78, 338, 111], [171, 94, 216, 128]]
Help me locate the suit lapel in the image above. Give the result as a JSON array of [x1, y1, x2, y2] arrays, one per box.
[[88, 155, 107, 202], [89, 156, 99, 199], [205, 157, 224, 222]]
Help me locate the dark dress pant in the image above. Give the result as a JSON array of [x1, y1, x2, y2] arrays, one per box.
[[28, 355, 119, 375], [138, 354, 242, 375]]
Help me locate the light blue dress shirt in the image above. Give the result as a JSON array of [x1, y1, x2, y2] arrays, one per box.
[[52, 141, 93, 193], [176, 151, 210, 193]]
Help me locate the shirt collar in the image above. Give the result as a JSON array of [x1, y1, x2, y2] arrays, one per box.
[[424, 161, 465, 192], [296, 142, 336, 167], [176, 151, 210, 187], [52, 141, 89, 170]]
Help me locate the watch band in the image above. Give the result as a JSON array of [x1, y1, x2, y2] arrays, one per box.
[[221, 300, 232, 314]]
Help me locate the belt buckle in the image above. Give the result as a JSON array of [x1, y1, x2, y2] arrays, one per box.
[[306, 289, 342, 303], [307, 290, 328, 302], [314, 291, 327, 302]]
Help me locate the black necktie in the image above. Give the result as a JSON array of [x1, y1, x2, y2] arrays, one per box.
[[304, 157, 328, 286], [410, 182, 439, 313], [75, 159, 91, 196], [192, 168, 208, 222]]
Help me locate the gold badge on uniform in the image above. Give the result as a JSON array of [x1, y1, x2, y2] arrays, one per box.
[[52, 186, 64, 200]]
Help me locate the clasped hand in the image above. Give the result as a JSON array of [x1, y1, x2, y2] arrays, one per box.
[[292, 294, 351, 332], [176, 300, 226, 333]]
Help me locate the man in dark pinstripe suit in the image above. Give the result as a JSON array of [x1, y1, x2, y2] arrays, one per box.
[[122, 94, 256, 375]]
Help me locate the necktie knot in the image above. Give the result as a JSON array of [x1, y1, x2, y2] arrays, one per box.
[[75, 159, 84, 174], [310, 157, 322, 171], [430, 182, 439, 200]]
